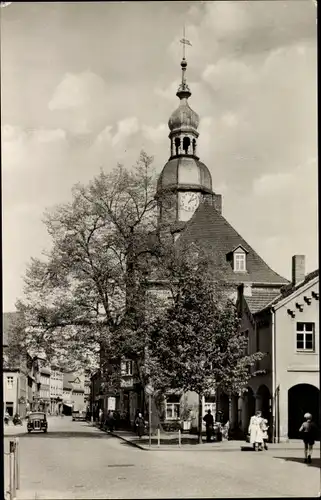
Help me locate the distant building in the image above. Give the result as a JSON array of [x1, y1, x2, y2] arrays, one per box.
[[34, 357, 51, 413], [238, 255, 319, 441], [50, 366, 64, 414], [63, 371, 85, 414], [3, 312, 32, 417]]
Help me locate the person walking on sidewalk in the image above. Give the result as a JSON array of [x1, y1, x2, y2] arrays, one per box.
[[135, 412, 145, 438], [203, 410, 214, 443], [299, 412, 318, 464], [248, 410, 264, 451]]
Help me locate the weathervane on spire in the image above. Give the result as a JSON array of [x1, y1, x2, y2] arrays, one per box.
[[180, 25, 192, 60], [179, 26, 192, 87]]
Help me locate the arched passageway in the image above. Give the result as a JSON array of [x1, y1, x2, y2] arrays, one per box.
[[242, 387, 256, 432], [288, 384, 320, 439], [256, 385, 271, 421]]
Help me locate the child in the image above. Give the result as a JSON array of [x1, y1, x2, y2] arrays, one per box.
[[299, 413, 318, 464], [261, 418, 269, 450]]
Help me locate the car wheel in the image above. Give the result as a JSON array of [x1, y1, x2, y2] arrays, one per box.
[[28, 430, 31, 433], [44, 429, 47, 433]]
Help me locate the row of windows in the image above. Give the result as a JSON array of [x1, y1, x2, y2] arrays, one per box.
[[243, 322, 316, 354]]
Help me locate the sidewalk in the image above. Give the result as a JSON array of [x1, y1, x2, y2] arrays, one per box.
[[93, 424, 320, 451]]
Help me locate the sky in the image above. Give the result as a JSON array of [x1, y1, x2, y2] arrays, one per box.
[[1, 1, 318, 312]]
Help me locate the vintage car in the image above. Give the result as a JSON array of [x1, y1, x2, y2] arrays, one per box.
[[72, 410, 86, 422], [27, 412, 48, 433]]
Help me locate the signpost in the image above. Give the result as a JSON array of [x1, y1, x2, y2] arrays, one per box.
[[145, 384, 154, 448]]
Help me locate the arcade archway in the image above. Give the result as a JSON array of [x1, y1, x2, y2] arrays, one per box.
[[256, 384, 271, 423], [288, 384, 320, 439]]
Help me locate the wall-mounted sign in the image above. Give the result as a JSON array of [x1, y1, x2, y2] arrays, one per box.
[[108, 397, 116, 411]]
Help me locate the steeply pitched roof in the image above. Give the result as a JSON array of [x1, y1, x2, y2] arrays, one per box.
[[176, 203, 288, 286], [245, 289, 281, 314], [264, 269, 319, 309]]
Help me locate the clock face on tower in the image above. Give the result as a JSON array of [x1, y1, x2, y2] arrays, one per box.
[[179, 192, 200, 212]]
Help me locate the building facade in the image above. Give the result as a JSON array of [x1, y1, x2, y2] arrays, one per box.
[[238, 255, 319, 441], [50, 366, 64, 414], [63, 371, 86, 414], [3, 312, 35, 417]]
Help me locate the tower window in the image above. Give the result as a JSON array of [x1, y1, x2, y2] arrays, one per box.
[[175, 138, 180, 155], [183, 136, 190, 154], [192, 138, 196, 155]]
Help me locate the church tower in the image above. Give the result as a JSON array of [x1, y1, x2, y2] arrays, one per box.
[[156, 56, 222, 232]]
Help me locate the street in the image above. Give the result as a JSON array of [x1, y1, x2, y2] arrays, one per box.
[[4, 416, 320, 499]]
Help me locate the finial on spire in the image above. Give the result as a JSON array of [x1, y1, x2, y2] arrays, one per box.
[[178, 27, 192, 98]]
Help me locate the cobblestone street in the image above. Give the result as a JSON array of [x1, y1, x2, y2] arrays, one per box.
[[4, 417, 320, 499]]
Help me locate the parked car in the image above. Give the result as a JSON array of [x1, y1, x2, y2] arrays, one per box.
[[72, 410, 86, 421], [27, 412, 48, 433]]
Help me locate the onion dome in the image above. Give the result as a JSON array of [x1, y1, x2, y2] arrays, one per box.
[[168, 58, 199, 133]]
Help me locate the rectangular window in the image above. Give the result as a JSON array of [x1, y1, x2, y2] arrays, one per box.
[[234, 253, 246, 272], [296, 322, 315, 352], [7, 376, 14, 389], [165, 395, 180, 420], [165, 403, 180, 420]]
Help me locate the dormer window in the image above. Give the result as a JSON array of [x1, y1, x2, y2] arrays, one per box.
[[227, 245, 248, 272], [234, 252, 246, 272]]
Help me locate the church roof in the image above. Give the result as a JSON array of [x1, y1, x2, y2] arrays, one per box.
[[157, 157, 213, 194], [176, 202, 288, 286]]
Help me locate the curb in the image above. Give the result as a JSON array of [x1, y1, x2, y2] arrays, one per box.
[[110, 432, 147, 451], [90, 425, 321, 452], [90, 423, 147, 450]]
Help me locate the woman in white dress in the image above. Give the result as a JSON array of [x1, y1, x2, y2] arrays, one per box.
[[248, 410, 264, 451]]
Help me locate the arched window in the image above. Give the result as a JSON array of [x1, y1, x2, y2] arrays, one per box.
[[183, 136, 190, 154], [192, 138, 196, 155], [174, 137, 180, 155]]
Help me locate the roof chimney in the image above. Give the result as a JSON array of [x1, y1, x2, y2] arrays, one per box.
[[292, 255, 305, 286]]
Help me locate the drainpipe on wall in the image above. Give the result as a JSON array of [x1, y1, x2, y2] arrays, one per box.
[[271, 307, 277, 443], [16, 373, 20, 416]]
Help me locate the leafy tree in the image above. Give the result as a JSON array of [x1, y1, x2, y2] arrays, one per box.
[[143, 261, 265, 442], [11, 151, 161, 385]]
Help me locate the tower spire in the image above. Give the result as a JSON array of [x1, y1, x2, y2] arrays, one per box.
[[178, 28, 192, 99]]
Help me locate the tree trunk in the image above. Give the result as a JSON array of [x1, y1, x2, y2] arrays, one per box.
[[198, 393, 203, 444]]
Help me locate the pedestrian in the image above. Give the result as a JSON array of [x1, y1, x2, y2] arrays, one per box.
[[135, 412, 145, 438], [248, 410, 264, 451], [222, 420, 230, 441], [203, 409, 214, 443], [99, 408, 103, 427], [107, 410, 115, 433], [261, 418, 269, 450], [299, 412, 318, 464]]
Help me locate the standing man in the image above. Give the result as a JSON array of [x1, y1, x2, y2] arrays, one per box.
[[203, 409, 214, 443]]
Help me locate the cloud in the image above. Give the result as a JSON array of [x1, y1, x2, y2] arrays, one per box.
[[48, 71, 110, 135], [112, 117, 139, 147], [142, 123, 167, 143], [48, 71, 108, 111], [32, 128, 66, 143]]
